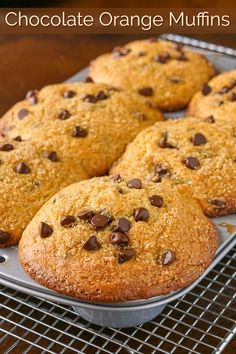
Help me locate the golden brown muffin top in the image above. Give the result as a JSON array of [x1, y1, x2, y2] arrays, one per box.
[[90, 39, 215, 111], [0, 136, 88, 247], [111, 116, 236, 217], [188, 69, 236, 120], [19, 176, 218, 302]]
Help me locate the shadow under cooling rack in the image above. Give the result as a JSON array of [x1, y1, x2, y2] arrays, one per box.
[[0, 246, 235, 354]]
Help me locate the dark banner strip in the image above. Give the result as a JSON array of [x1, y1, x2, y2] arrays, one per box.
[[0, 8, 236, 34]]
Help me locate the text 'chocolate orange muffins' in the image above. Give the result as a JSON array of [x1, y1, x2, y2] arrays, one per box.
[[188, 69, 236, 122], [111, 116, 236, 217], [19, 176, 218, 302], [89, 39, 215, 111]]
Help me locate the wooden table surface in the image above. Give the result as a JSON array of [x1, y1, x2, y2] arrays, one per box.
[[0, 32, 235, 353]]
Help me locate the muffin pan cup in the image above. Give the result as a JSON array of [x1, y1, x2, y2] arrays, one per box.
[[1, 36, 236, 327]]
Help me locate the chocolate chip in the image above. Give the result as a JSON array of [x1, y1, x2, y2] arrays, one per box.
[[111, 232, 129, 246], [84, 76, 94, 83], [26, 90, 38, 105], [113, 217, 131, 233], [83, 94, 97, 103], [138, 87, 153, 97], [219, 86, 230, 94], [58, 109, 71, 120], [113, 47, 131, 58], [162, 250, 175, 265], [72, 126, 88, 138], [60, 215, 76, 227], [178, 52, 188, 61], [133, 207, 149, 222], [209, 199, 226, 209], [174, 42, 184, 51], [154, 52, 170, 64], [15, 162, 31, 174], [91, 214, 110, 229], [43, 151, 58, 162], [201, 84, 212, 96], [231, 92, 236, 101], [13, 136, 22, 142], [78, 210, 94, 222], [149, 195, 164, 208], [192, 133, 207, 146], [39, 222, 53, 238], [0, 230, 11, 244], [205, 115, 215, 123], [27, 96, 37, 106], [63, 90, 75, 98], [0, 143, 14, 151], [118, 249, 135, 264], [152, 165, 169, 182], [155, 165, 168, 178], [218, 80, 236, 94], [83, 235, 101, 251], [83, 91, 108, 103], [184, 157, 200, 170], [18, 108, 29, 120], [26, 90, 36, 99], [96, 91, 108, 100], [159, 132, 176, 149], [127, 178, 142, 189], [110, 174, 122, 182]]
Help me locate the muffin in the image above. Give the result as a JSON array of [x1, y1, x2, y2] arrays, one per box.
[[89, 39, 215, 111], [111, 116, 236, 217], [188, 69, 236, 122], [0, 82, 163, 177], [0, 136, 88, 247], [19, 176, 218, 302]]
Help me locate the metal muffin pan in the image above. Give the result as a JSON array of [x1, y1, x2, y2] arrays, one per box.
[[0, 35, 236, 327]]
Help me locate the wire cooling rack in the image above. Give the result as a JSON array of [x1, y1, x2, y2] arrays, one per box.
[[0, 246, 235, 354]]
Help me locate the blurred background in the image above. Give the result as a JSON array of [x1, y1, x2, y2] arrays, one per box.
[[0, 0, 235, 115], [0, 0, 235, 7]]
